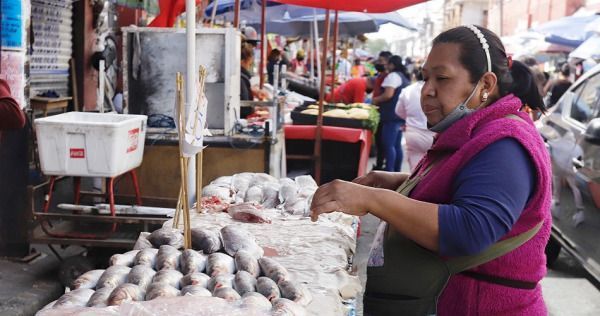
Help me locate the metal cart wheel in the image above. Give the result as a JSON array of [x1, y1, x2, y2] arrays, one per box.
[[58, 255, 95, 288]]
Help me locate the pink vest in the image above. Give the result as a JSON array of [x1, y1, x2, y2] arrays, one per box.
[[410, 95, 552, 315]]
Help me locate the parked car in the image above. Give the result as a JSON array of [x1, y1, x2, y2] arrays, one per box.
[[537, 63, 600, 282]]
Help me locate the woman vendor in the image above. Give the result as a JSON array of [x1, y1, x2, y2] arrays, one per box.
[[310, 25, 551, 315]]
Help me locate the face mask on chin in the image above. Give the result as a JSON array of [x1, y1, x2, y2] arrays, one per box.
[[428, 82, 480, 133]]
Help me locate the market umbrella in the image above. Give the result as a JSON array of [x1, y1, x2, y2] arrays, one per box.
[[271, 0, 426, 13], [569, 35, 600, 61], [530, 13, 600, 48]]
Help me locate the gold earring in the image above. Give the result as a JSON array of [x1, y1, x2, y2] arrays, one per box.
[[482, 91, 489, 102]]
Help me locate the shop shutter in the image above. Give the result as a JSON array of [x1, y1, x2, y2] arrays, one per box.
[[30, 0, 72, 97]]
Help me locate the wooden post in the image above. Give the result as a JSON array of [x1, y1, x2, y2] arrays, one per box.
[[259, 0, 267, 89], [233, 0, 241, 28], [330, 11, 339, 95], [176, 72, 192, 249], [314, 9, 331, 185]]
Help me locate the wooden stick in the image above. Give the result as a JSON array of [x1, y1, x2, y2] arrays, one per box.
[[314, 9, 331, 185], [176, 72, 192, 249], [195, 66, 207, 212]]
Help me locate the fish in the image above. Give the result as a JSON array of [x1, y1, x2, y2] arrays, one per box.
[[155, 245, 181, 271], [145, 283, 180, 300], [258, 257, 290, 283], [96, 265, 131, 290], [53, 288, 95, 308], [211, 176, 232, 187], [133, 233, 154, 250], [107, 283, 144, 306], [87, 287, 113, 307], [207, 274, 234, 292], [147, 227, 184, 248], [71, 269, 104, 290], [278, 179, 299, 203], [271, 298, 308, 316], [220, 225, 264, 258], [294, 176, 317, 189], [233, 270, 257, 296], [181, 285, 212, 297], [241, 292, 273, 310], [244, 185, 264, 203], [180, 272, 211, 288], [256, 276, 281, 301], [283, 198, 309, 216], [191, 228, 222, 254], [213, 287, 241, 302], [261, 182, 281, 208], [250, 173, 279, 186], [202, 184, 233, 202], [231, 173, 252, 195], [277, 280, 312, 306], [133, 248, 159, 268], [227, 202, 272, 224], [152, 269, 184, 289], [206, 253, 236, 276], [198, 196, 230, 213], [180, 249, 207, 275], [109, 249, 140, 267], [127, 265, 156, 292], [234, 250, 260, 278]]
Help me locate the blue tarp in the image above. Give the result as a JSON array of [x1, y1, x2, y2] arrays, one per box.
[[531, 14, 600, 47]]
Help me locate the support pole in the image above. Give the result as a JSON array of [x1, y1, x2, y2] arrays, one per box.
[[313, 11, 321, 86], [259, 0, 267, 89], [186, 0, 197, 205], [330, 10, 339, 96], [314, 9, 331, 185], [233, 0, 241, 28]]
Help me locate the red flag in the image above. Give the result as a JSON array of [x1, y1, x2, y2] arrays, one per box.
[[271, 0, 425, 13]]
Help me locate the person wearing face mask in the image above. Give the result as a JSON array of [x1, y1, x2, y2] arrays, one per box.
[[310, 25, 551, 315], [240, 43, 268, 117], [372, 51, 392, 170], [372, 55, 410, 172]]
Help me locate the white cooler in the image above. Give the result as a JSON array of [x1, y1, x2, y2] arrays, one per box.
[[35, 112, 148, 177]]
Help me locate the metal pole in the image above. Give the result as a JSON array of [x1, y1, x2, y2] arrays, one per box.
[[314, 9, 331, 185], [309, 23, 314, 81], [330, 11, 339, 97], [186, 0, 197, 206], [233, 0, 241, 28], [259, 0, 266, 89]]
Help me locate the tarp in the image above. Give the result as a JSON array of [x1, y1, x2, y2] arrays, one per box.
[[271, 0, 426, 13], [569, 35, 600, 60], [531, 13, 600, 48]]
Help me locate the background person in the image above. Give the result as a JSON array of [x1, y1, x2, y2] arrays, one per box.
[[326, 77, 375, 104], [310, 25, 551, 315], [395, 68, 435, 171], [372, 55, 410, 172], [543, 63, 572, 108], [372, 51, 393, 170]]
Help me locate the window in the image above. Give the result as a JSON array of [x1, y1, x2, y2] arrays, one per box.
[[569, 73, 600, 124]]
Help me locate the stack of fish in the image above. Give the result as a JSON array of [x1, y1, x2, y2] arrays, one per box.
[[200, 173, 318, 220], [44, 225, 311, 314]]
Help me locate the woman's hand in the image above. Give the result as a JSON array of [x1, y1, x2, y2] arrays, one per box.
[[352, 171, 408, 190], [310, 180, 372, 221]]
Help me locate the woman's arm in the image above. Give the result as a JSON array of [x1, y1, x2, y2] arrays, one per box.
[[310, 180, 440, 252], [372, 87, 394, 105]]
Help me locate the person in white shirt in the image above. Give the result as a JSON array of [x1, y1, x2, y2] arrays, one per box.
[[394, 70, 436, 171], [336, 50, 352, 82]]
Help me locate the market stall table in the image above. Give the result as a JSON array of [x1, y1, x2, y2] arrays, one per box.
[[284, 124, 372, 182]]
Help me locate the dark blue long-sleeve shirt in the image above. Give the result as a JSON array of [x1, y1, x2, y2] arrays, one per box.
[[438, 138, 535, 256]]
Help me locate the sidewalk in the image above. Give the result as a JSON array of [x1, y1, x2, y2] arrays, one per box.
[[0, 245, 74, 316]]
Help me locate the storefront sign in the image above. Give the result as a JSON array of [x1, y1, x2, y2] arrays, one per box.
[[1, 1, 23, 49]]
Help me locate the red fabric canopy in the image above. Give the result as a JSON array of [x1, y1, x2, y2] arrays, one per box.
[[149, 0, 202, 27], [271, 0, 425, 13]]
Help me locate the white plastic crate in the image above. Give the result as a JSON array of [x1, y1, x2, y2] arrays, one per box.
[[35, 112, 148, 177]]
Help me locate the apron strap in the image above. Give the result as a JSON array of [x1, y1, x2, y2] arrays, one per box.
[[446, 220, 544, 274]]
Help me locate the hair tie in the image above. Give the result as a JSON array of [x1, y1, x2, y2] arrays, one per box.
[[507, 55, 513, 69]]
